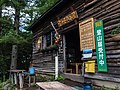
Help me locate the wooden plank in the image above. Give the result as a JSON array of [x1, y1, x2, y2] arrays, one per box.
[[94, 1, 120, 18], [92, 54, 120, 59], [36, 81, 77, 90], [77, 0, 107, 17], [84, 74, 120, 83], [79, 0, 119, 20]]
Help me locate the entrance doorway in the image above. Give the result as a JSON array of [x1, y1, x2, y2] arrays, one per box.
[[65, 28, 82, 74]]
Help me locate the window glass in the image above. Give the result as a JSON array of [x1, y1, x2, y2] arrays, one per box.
[[46, 32, 51, 47], [52, 30, 55, 45]]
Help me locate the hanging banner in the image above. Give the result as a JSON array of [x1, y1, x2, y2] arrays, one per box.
[[94, 20, 107, 72], [85, 60, 95, 73], [79, 18, 95, 51]]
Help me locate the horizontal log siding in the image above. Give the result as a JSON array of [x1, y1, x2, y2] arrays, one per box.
[[32, 0, 120, 83], [75, 0, 120, 80]]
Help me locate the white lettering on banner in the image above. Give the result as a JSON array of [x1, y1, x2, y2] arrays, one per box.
[[97, 29, 104, 66], [99, 60, 104, 66], [98, 48, 103, 54], [98, 42, 102, 47], [97, 29, 102, 35], [99, 54, 103, 59], [97, 36, 102, 41]]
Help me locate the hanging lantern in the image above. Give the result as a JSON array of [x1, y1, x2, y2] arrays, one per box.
[[54, 40, 59, 44]]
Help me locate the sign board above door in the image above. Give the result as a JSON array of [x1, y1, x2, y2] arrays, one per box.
[[57, 11, 78, 27]]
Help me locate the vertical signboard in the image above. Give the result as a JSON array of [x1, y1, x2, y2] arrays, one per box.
[[79, 18, 95, 51], [94, 20, 107, 72]]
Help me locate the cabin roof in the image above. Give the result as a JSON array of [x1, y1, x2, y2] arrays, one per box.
[[28, 0, 66, 32], [28, 0, 78, 32]]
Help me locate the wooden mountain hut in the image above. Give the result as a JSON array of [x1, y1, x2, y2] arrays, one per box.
[[28, 0, 120, 88]]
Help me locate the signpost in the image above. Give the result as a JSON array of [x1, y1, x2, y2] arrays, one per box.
[[94, 20, 107, 72]]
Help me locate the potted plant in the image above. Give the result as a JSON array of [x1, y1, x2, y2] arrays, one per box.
[[111, 27, 120, 41], [40, 44, 59, 53]]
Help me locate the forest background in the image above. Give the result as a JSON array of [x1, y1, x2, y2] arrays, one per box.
[[0, 0, 58, 81]]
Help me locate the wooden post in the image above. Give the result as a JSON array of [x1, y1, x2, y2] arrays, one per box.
[[11, 73, 14, 84], [82, 62, 85, 81], [29, 75, 31, 87], [76, 63, 79, 74], [19, 73, 23, 88], [33, 76, 36, 84], [55, 55, 58, 80], [63, 35, 66, 73], [14, 73, 17, 85]]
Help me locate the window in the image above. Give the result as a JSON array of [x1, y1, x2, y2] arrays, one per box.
[[52, 30, 55, 45], [35, 30, 56, 50], [46, 32, 51, 47], [46, 30, 56, 47]]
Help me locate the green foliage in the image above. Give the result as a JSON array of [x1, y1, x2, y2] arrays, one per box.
[[22, 0, 58, 28], [56, 75, 65, 81], [40, 44, 58, 53], [100, 85, 120, 90], [32, 84, 38, 87], [111, 27, 120, 35], [0, 0, 59, 82], [113, 86, 119, 90], [37, 75, 64, 82], [101, 86, 110, 90], [9, 83, 15, 89], [0, 81, 2, 88], [37, 75, 49, 82], [0, 30, 27, 45], [0, 30, 32, 75]]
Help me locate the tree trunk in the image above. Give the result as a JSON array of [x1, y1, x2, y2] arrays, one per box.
[[14, 7, 20, 33], [0, 6, 1, 39], [10, 7, 20, 70], [10, 45, 18, 69]]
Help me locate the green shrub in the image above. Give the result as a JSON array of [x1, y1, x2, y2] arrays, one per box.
[[56, 75, 64, 81], [101, 86, 110, 90], [113, 85, 119, 90]]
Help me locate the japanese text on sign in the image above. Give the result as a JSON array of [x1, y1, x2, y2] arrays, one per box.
[[79, 18, 95, 51], [57, 11, 78, 27], [95, 20, 107, 72]]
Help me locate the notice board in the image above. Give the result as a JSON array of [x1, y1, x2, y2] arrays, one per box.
[[79, 18, 95, 51], [85, 60, 95, 73]]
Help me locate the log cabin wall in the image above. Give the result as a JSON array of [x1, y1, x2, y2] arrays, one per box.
[[32, 1, 75, 74], [31, 0, 120, 87], [72, 0, 120, 87]]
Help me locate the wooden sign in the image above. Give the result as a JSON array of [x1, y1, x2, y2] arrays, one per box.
[[85, 60, 95, 73], [57, 11, 78, 27], [79, 18, 95, 51]]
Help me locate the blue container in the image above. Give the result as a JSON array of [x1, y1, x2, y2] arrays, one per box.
[[83, 82, 92, 90]]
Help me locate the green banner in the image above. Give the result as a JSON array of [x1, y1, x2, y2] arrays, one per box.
[[94, 20, 107, 72]]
